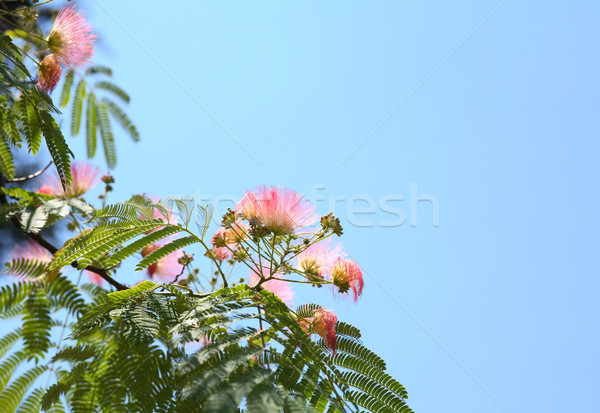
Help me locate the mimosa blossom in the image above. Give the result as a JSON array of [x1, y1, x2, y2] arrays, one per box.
[[312, 308, 338, 353], [236, 186, 318, 235], [296, 238, 346, 279], [37, 54, 62, 93], [248, 269, 295, 306], [38, 161, 100, 197], [10, 241, 51, 263], [331, 259, 364, 302], [47, 4, 96, 68]]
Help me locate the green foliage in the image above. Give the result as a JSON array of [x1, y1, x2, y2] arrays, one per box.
[[58, 68, 139, 168], [0, 10, 412, 412]]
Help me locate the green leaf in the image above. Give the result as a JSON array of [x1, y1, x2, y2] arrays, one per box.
[[86, 65, 112, 76], [59, 70, 75, 108], [102, 98, 139, 142], [22, 289, 52, 361], [135, 236, 198, 272], [86, 92, 97, 158], [104, 226, 183, 268], [39, 111, 73, 188], [71, 79, 86, 136], [18, 97, 41, 155], [0, 136, 14, 180], [95, 81, 130, 104], [97, 101, 116, 168]]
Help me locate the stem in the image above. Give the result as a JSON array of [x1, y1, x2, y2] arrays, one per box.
[[0, 0, 55, 16], [6, 161, 52, 182]]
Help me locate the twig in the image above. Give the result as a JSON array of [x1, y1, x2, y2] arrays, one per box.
[[6, 161, 53, 182], [25, 231, 127, 290]]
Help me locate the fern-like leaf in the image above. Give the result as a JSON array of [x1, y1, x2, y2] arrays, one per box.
[[0, 135, 14, 180], [59, 70, 75, 108], [95, 81, 130, 104], [102, 98, 139, 142], [97, 101, 116, 168], [135, 235, 198, 272], [85, 92, 97, 158], [71, 79, 86, 136]]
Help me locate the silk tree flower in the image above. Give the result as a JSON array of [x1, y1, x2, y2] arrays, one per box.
[[37, 54, 62, 93], [47, 4, 96, 69], [210, 221, 249, 261], [236, 186, 318, 235], [312, 308, 338, 353], [331, 259, 364, 302], [248, 270, 295, 306], [8, 241, 51, 281], [38, 161, 100, 197], [10, 241, 51, 263], [142, 242, 184, 282], [296, 238, 346, 279]]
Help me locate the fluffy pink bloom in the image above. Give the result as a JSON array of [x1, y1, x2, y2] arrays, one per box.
[[248, 269, 295, 306], [10, 241, 52, 263], [312, 308, 338, 354], [38, 161, 100, 197], [296, 238, 346, 279], [86, 272, 104, 286], [37, 54, 62, 93], [331, 259, 364, 302], [47, 4, 96, 69], [142, 242, 184, 282], [236, 186, 318, 235], [7, 241, 51, 280], [210, 221, 249, 261]]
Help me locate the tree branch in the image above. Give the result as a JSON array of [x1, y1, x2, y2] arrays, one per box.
[[0, 175, 127, 291], [25, 230, 127, 291], [6, 161, 53, 183]]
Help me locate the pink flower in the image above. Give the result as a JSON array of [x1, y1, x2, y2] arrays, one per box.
[[10, 241, 52, 263], [236, 186, 318, 235], [142, 242, 184, 282], [7, 241, 51, 280], [39, 161, 100, 197], [248, 269, 295, 306], [37, 54, 62, 93], [86, 272, 104, 286], [312, 308, 338, 354], [37, 185, 55, 195], [296, 238, 346, 279], [47, 4, 96, 69], [210, 221, 249, 261], [331, 259, 364, 302]]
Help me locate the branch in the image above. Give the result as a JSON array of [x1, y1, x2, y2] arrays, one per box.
[[25, 231, 127, 291], [6, 161, 53, 183], [0, 176, 127, 291]]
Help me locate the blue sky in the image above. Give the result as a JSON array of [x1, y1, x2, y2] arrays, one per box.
[[48, 1, 600, 411]]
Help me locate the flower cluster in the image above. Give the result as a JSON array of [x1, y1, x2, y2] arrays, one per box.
[[38, 5, 96, 93], [208, 185, 366, 352]]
